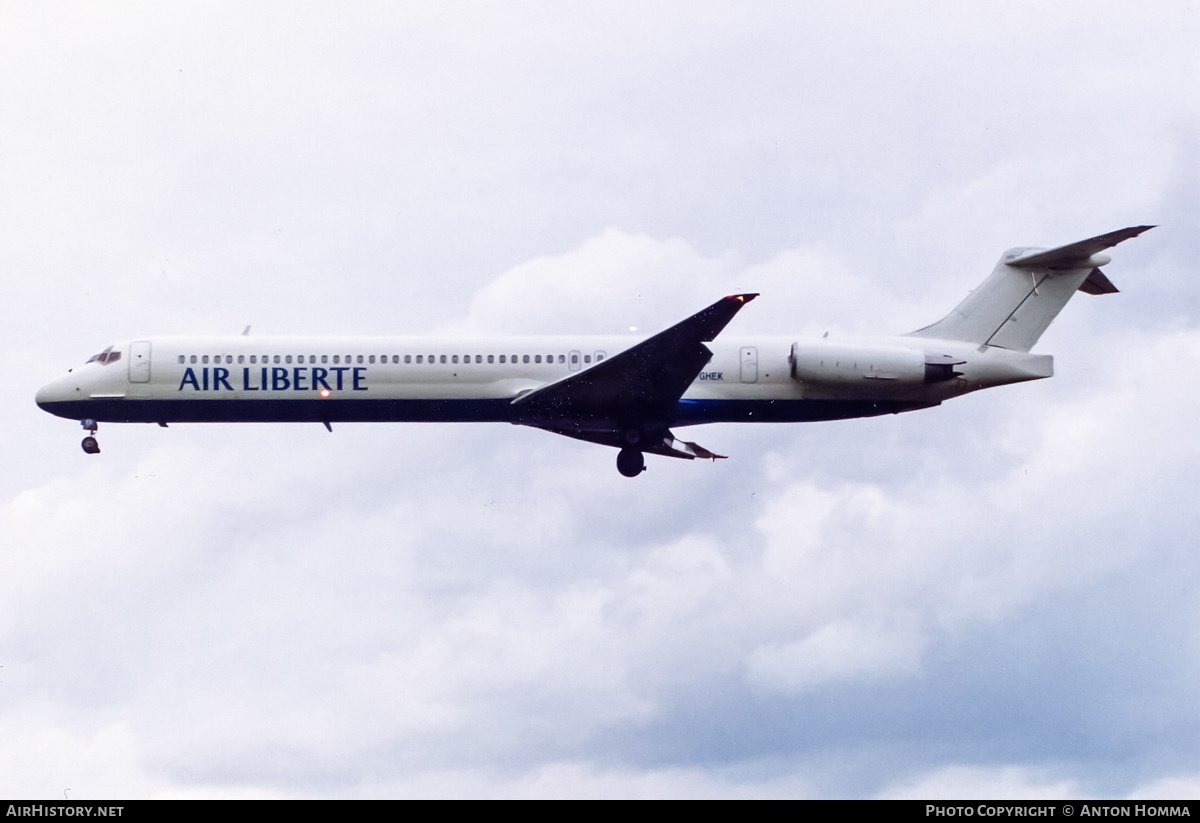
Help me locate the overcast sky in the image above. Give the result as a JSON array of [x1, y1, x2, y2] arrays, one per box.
[[3, 1, 1199, 799]]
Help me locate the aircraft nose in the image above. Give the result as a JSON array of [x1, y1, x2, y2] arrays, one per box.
[[35, 383, 54, 409], [35, 373, 78, 412]]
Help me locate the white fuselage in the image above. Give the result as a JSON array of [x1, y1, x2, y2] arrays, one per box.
[[36, 333, 1052, 427]]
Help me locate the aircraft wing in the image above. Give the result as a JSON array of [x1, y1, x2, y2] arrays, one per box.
[[511, 293, 758, 428], [1007, 225, 1154, 269]]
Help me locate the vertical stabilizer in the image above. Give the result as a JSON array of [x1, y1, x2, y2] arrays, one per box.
[[906, 226, 1152, 351]]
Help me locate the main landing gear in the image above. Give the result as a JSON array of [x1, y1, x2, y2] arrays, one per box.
[[80, 419, 100, 454], [616, 448, 645, 478]]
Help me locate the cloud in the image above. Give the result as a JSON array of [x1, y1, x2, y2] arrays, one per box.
[[446, 226, 941, 340], [1127, 776, 1200, 801], [882, 765, 1080, 800], [747, 618, 926, 694], [445, 228, 733, 335]]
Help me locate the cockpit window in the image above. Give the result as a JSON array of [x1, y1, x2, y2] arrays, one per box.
[[86, 346, 121, 365]]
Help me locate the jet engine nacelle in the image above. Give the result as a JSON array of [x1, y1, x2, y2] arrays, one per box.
[[790, 342, 959, 386]]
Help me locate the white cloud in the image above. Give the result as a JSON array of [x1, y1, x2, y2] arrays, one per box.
[[884, 766, 1200, 801], [1127, 775, 1200, 800], [882, 765, 1080, 800], [446, 226, 941, 341], [747, 618, 926, 694], [445, 228, 733, 335], [738, 322, 1200, 694]]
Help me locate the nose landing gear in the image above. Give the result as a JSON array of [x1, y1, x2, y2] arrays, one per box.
[[80, 419, 100, 454]]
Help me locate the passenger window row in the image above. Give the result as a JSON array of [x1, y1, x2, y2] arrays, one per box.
[[175, 352, 606, 366]]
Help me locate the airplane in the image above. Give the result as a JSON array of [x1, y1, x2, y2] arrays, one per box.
[[36, 226, 1152, 477]]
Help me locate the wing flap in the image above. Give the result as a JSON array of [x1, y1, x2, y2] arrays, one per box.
[[522, 423, 726, 460]]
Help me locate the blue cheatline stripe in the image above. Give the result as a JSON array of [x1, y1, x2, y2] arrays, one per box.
[[38, 397, 936, 426], [672, 398, 936, 423]]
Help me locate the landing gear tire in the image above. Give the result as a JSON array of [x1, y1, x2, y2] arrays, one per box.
[[81, 436, 100, 455], [616, 448, 644, 477]]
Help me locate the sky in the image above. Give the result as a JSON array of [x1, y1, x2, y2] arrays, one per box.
[[2, 0, 1199, 799]]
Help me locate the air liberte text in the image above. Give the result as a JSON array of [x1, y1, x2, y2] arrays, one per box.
[[178, 367, 368, 392]]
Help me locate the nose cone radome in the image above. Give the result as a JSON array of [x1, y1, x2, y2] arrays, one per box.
[[35, 373, 79, 416]]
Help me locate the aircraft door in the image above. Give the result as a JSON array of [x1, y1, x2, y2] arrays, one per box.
[[740, 346, 758, 383], [129, 341, 151, 383]]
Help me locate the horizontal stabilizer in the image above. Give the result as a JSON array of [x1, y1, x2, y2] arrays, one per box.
[[1007, 225, 1153, 269]]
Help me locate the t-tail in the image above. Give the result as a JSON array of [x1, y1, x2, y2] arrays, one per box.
[[907, 226, 1154, 351]]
